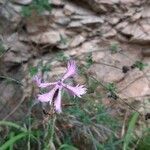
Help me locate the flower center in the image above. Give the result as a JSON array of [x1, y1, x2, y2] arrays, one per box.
[[57, 80, 62, 86]]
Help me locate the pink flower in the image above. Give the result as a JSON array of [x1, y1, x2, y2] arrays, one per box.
[[33, 60, 87, 113]]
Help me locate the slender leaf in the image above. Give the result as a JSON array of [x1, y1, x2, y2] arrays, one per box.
[[123, 112, 139, 150], [58, 144, 78, 150], [0, 121, 27, 132], [0, 133, 28, 150]]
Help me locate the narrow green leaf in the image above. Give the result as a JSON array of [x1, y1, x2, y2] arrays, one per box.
[[0, 133, 28, 150], [0, 121, 27, 132], [58, 144, 78, 150], [123, 112, 139, 150]]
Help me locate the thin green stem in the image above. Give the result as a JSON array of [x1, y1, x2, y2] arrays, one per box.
[[50, 115, 56, 142], [44, 114, 56, 150], [0, 75, 23, 86]]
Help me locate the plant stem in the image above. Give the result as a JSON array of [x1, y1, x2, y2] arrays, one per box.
[[44, 114, 56, 150], [50, 114, 56, 142]]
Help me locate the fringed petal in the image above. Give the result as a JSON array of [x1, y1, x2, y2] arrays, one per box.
[[62, 60, 76, 81], [33, 75, 57, 88], [37, 86, 58, 103], [62, 83, 87, 98], [38, 82, 57, 88]]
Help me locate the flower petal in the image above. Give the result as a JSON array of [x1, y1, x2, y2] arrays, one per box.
[[62, 60, 76, 81], [54, 88, 62, 113], [33, 75, 57, 88], [38, 82, 57, 88], [62, 83, 87, 98], [37, 86, 58, 103]]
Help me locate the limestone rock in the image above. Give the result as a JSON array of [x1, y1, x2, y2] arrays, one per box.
[[142, 49, 150, 57], [0, 3, 21, 32], [67, 21, 82, 28], [25, 14, 53, 34], [100, 24, 117, 38], [116, 21, 150, 44], [29, 30, 61, 45], [89, 64, 125, 83], [104, 28, 117, 38], [12, 0, 32, 5], [116, 21, 129, 31], [0, 81, 24, 120], [130, 24, 150, 44], [117, 69, 150, 99], [83, 42, 142, 83], [64, 2, 94, 16], [120, 0, 139, 4], [79, 16, 104, 25], [80, 0, 120, 13], [68, 15, 104, 28], [2, 33, 31, 64], [9, 3, 22, 13], [51, 0, 64, 7], [66, 39, 101, 56], [142, 6, 150, 18], [107, 17, 120, 25], [69, 35, 86, 48], [131, 12, 141, 22], [89, 50, 131, 83], [55, 17, 71, 26]]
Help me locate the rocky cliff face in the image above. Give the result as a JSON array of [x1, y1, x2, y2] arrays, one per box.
[[0, 0, 149, 121]]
